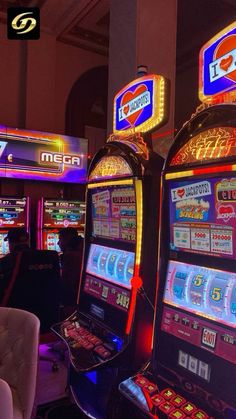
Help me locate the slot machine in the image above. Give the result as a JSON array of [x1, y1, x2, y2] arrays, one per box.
[[52, 74, 169, 418], [37, 198, 85, 252], [0, 196, 29, 257], [119, 22, 236, 419]]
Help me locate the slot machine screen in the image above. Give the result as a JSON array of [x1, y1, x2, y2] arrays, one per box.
[[91, 185, 136, 242], [43, 200, 86, 229], [44, 231, 60, 252], [0, 233, 9, 256], [161, 260, 236, 366], [86, 244, 135, 289], [169, 176, 236, 259]]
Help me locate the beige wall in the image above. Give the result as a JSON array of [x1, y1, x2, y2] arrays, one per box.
[[0, 23, 107, 134]]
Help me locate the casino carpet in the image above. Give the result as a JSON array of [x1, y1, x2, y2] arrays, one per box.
[[37, 398, 84, 419]]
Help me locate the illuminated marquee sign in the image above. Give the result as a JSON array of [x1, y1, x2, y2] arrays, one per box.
[[0, 125, 88, 183], [113, 74, 168, 135], [199, 21, 236, 103]]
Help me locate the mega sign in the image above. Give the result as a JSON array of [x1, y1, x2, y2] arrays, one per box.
[[113, 74, 168, 134], [0, 126, 88, 183], [199, 21, 236, 104]]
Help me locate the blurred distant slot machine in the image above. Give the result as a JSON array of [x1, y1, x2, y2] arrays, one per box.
[[37, 198, 85, 252], [52, 73, 169, 418], [119, 21, 236, 419], [0, 196, 29, 257]]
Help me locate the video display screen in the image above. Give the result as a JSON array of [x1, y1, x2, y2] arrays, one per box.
[[86, 244, 135, 289], [163, 260, 236, 329], [0, 197, 28, 228], [43, 231, 60, 252], [43, 199, 86, 229], [169, 177, 236, 258], [0, 233, 9, 256], [0, 126, 87, 183], [91, 185, 136, 242]]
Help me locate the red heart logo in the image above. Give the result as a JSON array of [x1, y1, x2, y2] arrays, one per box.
[[219, 205, 233, 214], [220, 55, 233, 71], [124, 105, 129, 115], [121, 84, 147, 127], [215, 34, 236, 82], [177, 188, 185, 198]]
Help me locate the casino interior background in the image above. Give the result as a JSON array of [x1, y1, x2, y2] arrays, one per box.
[[0, 0, 236, 418]]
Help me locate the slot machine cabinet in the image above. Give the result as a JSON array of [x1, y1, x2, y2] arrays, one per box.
[[37, 198, 85, 252], [52, 74, 169, 418], [119, 22, 236, 419], [0, 196, 29, 257]]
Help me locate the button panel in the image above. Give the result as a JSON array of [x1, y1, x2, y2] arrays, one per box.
[[60, 317, 119, 364], [133, 374, 211, 418]]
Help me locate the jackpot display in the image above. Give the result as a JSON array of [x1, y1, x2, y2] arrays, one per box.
[[0, 197, 29, 256], [0, 125, 87, 183], [38, 199, 85, 251], [170, 177, 236, 258], [91, 185, 136, 242]]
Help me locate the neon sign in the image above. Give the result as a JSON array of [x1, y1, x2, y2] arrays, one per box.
[[113, 74, 168, 135], [199, 21, 236, 104], [0, 125, 87, 183]]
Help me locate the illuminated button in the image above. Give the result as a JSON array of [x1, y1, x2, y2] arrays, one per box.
[[93, 345, 111, 359], [171, 395, 186, 407], [159, 401, 175, 414], [182, 317, 190, 326], [151, 394, 165, 406], [169, 409, 186, 418], [173, 313, 180, 322], [191, 410, 209, 419], [134, 375, 150, 387], [143, 383, 158, 395], [161, 388, 176, 400], [191, 321, 200, 330], [88, 336, 102, 345], [182, 402, 197, 414]]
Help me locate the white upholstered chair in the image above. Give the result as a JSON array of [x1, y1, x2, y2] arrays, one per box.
[[0, 378, 14, 419], [0, 307, 40, 419]]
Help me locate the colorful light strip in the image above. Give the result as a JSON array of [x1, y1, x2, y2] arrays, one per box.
[[165, 164, 236, 180], [126, 179, 143, 335], [87, 179, 133, 188]]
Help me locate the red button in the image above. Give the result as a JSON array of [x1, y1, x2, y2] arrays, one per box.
[[182, 402, 197, 414], [159, 401, 175, 414], [143, 383, 158, 395], [171, 394, 186, 407], [169, 409, 186, 418], [191, 410, 209, 419], [151, 394, 165, 406], [135, 375, 150, 387], [161, 388, 176, 400]]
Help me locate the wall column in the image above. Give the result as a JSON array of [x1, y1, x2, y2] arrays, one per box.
[[108, 0, 177, 155]]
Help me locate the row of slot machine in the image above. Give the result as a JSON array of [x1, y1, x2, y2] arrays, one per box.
[[52, 22, 236, 419], [0, 197, 85, 256]]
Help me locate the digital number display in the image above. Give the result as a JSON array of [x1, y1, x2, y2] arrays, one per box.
[[164, 260, 236, 329], [169, 177, 236, 259], [43, 199, 85, 229]]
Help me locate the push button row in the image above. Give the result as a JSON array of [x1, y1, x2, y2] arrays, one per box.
[[134, 375, 211, 418], [62, 321, 112, 360]]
